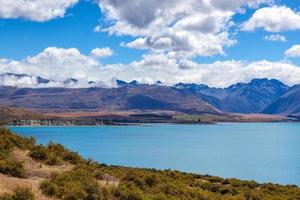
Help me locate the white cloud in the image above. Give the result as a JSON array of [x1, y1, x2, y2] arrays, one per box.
[[0, 47, 113, 87], [0, 0, 78, 22], [90, 47, 113, 58], [97, 0, 270, 58], [94, 25, 102, 32], [242, 6, 300, 32], [1, 47, 300, 88], [125, 31, 236, 58], [285, 45, 300, 57], [26, 47, 99, 68], [0, 73, 41, 88], [264, 34, 286, 42]]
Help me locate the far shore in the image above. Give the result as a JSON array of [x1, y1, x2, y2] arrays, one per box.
[[1, 106, 299, 127]]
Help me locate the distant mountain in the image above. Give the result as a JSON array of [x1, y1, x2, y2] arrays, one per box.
[[0, 74, 294, 114], [220, 79, 290, 113], [262, 85, 300, 116], [0, 85, 220, 114], [116, 79, 140, 87], [174, 78, 290, 113], [0, 73, 29, 79], [173, 83, 227, 110], [63, 78, 79, 87], [0, 73, 53, 87], [36, 76, 50, 84]]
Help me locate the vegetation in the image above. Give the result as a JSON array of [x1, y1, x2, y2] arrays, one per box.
[[30, 142, 83, 165], [0, 188, 35, 200], [1, 127, 300, 200], [174, 114, 222, 123], [0, 127, 81, 177], [0, 127, 34, 177], [40, 166, 107, 200]]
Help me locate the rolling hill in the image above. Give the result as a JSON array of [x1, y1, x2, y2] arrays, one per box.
[[0, 106, 47, 125], [0, 85, 220, 115]]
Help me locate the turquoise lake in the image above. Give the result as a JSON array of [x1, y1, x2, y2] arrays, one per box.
[[10, 123, 300, 186]]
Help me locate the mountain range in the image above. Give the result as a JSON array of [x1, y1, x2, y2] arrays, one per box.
[[0, 84, 219, 114], [0, 73, 299, 116], [174, 78, 290, 113], [262, 84, 300, 116]]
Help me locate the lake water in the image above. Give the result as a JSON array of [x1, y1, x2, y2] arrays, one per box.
[[10, 123, 300, 186]]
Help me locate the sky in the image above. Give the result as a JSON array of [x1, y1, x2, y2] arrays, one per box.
[[0, 0, 300, 88]]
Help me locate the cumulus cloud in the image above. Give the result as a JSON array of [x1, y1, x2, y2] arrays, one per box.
[[97, 0, 270, 58], [0, 0, 78, 22], [1, 47, 300, 88], [26, 47, 99, 67], [125, 31, 236, 58], [285, 45, 300, 57], [242, 6, 300, 32], [264, 34, 286, 42], [90, 47, 113, 58], [0, 73, 42, 88], [0, 47, 114, 87]]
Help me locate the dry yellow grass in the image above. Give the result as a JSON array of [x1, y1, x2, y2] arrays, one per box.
[[0, 149, 119, 199], [0, 174, 54, 200], [12, 149, 73, 178], [98, 173, 120, 187], [0, 149, 73, 199]]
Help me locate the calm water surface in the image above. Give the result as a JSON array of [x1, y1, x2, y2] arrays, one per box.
[[10, 123, 300, 185]]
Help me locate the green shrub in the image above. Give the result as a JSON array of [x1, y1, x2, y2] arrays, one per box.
[[40, 168, 103, 200], [145, 175, 158, 187], [48, 142, 82, 164], [0, 128, 28, 178], [29, 142, 82, 166], [244, 191, 261, 200], [113, 186, 145, 200], [0, 158, 25, 178], [40, 181, 59, 196], [63, 151, 82, 164], [29, 145, 48, 161], [45, 154, 63, 166], [0, 188, 35, 200], [0, 127, 35, 150]]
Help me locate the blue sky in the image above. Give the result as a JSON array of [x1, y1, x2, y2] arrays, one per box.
[[0, 0, 300, 88], [0, 1, 144, 64]]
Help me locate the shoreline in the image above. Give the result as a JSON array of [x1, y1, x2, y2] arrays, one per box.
[[5, 120, 300, 127]]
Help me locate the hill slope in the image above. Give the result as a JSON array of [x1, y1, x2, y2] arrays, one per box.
[[0, 86, 220, 114], [262, 85, 300, 115], [0, 106, 46, 125], [1, 127, 299, 200]]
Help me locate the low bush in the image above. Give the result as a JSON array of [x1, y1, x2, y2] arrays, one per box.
[[113, 185, 145, 200], [29, 142, 82, 166], [0, 127, 35, 150], [29, 145, 48, 161], [40, 168, 103, 200], [0, 128, 27, 178], [0, 158, 25, 178], [0, 188, 35, 200]]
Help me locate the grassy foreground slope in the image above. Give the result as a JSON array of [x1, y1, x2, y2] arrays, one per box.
[[0, 128, 299, 200]]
